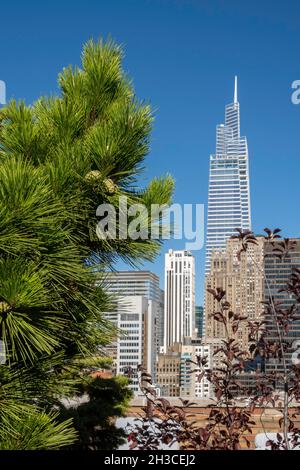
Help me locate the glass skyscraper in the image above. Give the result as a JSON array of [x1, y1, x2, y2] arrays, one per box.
[[205, 77, 251, 272]]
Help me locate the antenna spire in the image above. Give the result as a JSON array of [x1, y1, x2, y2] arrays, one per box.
[[234, 75, 238, 104]]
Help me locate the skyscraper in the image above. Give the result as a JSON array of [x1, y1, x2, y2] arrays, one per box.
[[116, 296, 156, 394], [263, 239, 300, 385], [105, 271, 161, 303], [164, 249, 195, 350], [205, 77, 251, 273], [156, 341, 212, 398], [195, 306, 204, 338], [102, 271, 164, 385], [104, 270, 164, 352], [204, 237, 264, 369]]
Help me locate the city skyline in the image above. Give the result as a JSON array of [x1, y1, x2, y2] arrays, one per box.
[[1, 1, 300, 305], [1, 0, 300, 454]]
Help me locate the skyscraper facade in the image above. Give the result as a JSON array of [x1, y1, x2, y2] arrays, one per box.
[[263, 239, 300, 384], [116, 296, 156, 394], [104, 270, 164, 351], [205, 77, 251, 273], [102, 271, 164, 384], [157, 341, 212, 398], [204, 237, 264, 368], [164, 250, 195, 350], [106, 271, 161, 303], [195, 306, 204, 338]]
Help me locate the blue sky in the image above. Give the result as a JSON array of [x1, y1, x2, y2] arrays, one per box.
[[1, 0, 300, 303]]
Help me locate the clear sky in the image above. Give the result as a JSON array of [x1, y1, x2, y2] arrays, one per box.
[[1, 0, 300, 303]]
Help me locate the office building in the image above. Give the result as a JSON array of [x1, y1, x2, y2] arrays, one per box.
[[264, 238, 300, 383], [204, 237, 264, 367], [205, 77, 251, 273], [103, 271, 164, 385], [116, 295, 156, 394], [157, 343, 181, 397], [157, 341, 212, 398], [164, 250, 195, 350], [195, 306, 204, 338]]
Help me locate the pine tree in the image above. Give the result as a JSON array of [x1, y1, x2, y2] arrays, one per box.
[[0, 39, 174, 449]]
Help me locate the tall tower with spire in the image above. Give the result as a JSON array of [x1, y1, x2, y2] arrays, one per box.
[[205, 77, 251, 273]]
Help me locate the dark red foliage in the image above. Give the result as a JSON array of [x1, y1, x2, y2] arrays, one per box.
[[128, 228, 300, 450]]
